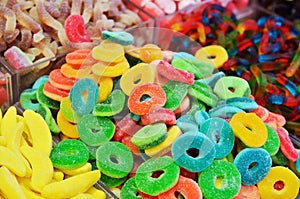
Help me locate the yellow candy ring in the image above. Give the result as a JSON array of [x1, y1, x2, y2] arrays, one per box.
[[229, 112, 268, 147], [97, 77, 113, 103], [92, 40, 124, 63], [57, 110, 79, 139], [195, 45, 228, 68], [120, 63, 155, 96], [92, 58, 130, 77], [257, 166, 299, 199]]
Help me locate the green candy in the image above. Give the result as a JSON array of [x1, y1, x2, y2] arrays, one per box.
[[261, 124, 280, 156], [19, 88, 40, 111], [50, 139, 89, 170], [172, 52, 214, 79], [77, 114, 115, 146], [131, 123, 167, 150], [100, 173, 127, 188], [271, 149, 289, 166], [32, 75, 49, 89], [36, 105, 60, 134], [96, 141, 133, 178], [188, 81, 219, 107], [198, 160, 241, 199], [93, 89, 126, 117], [60, 97, 81, 123], [135, 156, 180, 196], [120, 177, 142, 199], [185, 96, 206, 116], [36, 84, 60, 110], [102, 30, 134, 46], [162, 80, 188, 111]]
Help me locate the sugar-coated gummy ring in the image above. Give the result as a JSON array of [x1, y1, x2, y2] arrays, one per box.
[[102, 30, 135, 46], [131, 123, 167, 150], [257, 166, 299, 199], [60, 97, 81, 123], [49, 69, 78, 91], [32, 75, 49, 89], [36, 105, 60, 134], [188, 81, 219, 107], [92, 89, 126, 117], [64, 14, 91, 43], [69, 78, 99, 116], [195, 45, 228, 68], [261, 124, 280, 156], [43, 81, 69, 102], [120, 177, 140, 199], [171, 132, 216, 172], [200, 117, 235, 159], [100, 173, 127, 189], [96, 141, 133, 178], [57, 110, 79, 138], [77, 114, 115, 146], [36, 84, 60, 110], [213, 76, 251, 100], [234, 148, 272, 185], [135, 156, 180, 196], [229, 112, 268, 147], [198, 160, 241, 199], [120, 63, 155, 96], [19, 88, 40, 111], [158, 175, 203, 199], [128, 82, 166, 115], [50, 139, 89, 170]]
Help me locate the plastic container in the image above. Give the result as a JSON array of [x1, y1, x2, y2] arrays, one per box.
[[0, 66, 13, 112]]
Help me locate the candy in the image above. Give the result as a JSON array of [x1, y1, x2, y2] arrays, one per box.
[[139, 44, 163, 63], [60, 96, 81, 123], [77, 114, 115, 146], [140, 107, 176, 126], [19, 88, 40, 111], [233, 185, 260, 199], [218, 97, 258, 112], [128, 82, 166, 115], [96, 141, 133, 178], [172, 132, 216, 172], [49, 69, 78, 91], [213, 76, 251, 100], [50, 139, 90, 170], [92, 40, 125, 63], [36, 105, 60, 134], [261, 124, 280, 156], [158, 175, 202, 199], [200, 117, 235, 159], [4, 46, 33, 70], [198, 160, 241, 199], [64, 14, 91, 43], [171, 52, 214, 79], [102, 30, 134, 46], [195, 45, 228, 68], [230, 112, 268, 147], [176, 114, 198, 134], [276, 127, 299, 161], [92, 58, 130, 77], [100, 173, 127, 189], [234, 148, 272, 185], [144, 125, 182, 158], [120, 177, 141, 199], [93, 89, 126, 117], [57, 110, 79, 138], [208, 104, 245, 118], [120, 63, 155, 96], [257, 166, 299, 199], [131, 123, 167, 150], [36, 84, 60, 110], [188, 80, 219, 107], [135, 156, 180, 196], [43, 81, 69, 102], [69, 78, 99, 115]]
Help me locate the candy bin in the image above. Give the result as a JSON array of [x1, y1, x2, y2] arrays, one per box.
[[0, 66, 12, 111]]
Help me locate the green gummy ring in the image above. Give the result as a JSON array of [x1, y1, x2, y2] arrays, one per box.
[[36, 105, 60, 134], [120, 177, 141, 199], [135, 156, 180, 196], [96, 141, 133, 178], [131, 123, 167, 150], [19, 88, 40, 111], [77, 114, 115, 146], [50, 139, 89, 170], [198, 160, 241, 199], [36, 84, 60, 110], [100, 173, 127, 188]]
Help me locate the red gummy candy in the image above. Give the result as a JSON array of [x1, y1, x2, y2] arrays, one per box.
[[0, 86, 8, 107], [140, 107, 176, 126], [64, 14, 91, 43], [276, 128, 299, 162]]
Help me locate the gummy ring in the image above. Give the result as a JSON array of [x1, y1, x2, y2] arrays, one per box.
[[234, 148, 272, 185], [50, 139, 89, 170], [43, 82, 69, 102], [36, 84, 60, 110], [120, 177, 140, 199], [213, 76, 251, 100], [230, 112, 268, 147], [56, 110, 79, 139], [135, 156, 180, 196], [171, 132, 216, 172], [257, 166, 299, 199], [158, 175, 202, 199], [77, 114, 115, 146], [128, 82, 166, 115], [60, 97, 81, 123], [19, 88, 40, 111], [49, 69, 78, 91], [198, 160, 241, 199], [69, 78, 99, 116], [92, 58, 130, 77], [195, 45, 228, 68], [120, 63, 155, 96], [200, 117, 235, 159], [96, 141, 133, 178], [64, 14, 91, 43]]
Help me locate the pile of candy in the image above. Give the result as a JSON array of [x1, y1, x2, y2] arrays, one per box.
[[1, 0, 142, 71], [0, 107, 106, 198], [157, 2, 300, 136], [126, 0, 250, 21], [0, 69, 10, 110], [13, 12, 300, 198]]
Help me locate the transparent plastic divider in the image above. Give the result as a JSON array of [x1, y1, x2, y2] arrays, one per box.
[[0, 66, 13, 111]]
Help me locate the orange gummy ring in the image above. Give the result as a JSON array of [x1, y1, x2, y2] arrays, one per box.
[[49, 69, 78, 91], [128, 83, 166, 115]]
